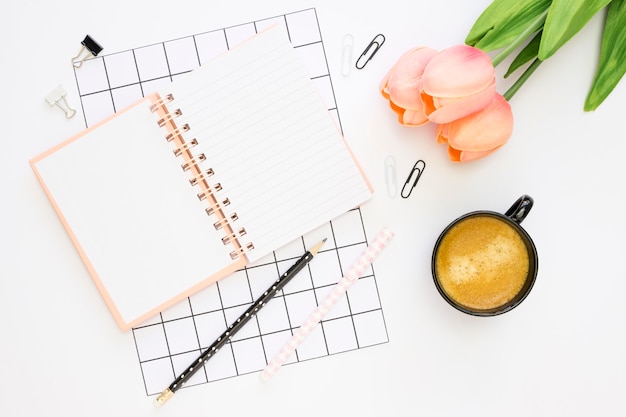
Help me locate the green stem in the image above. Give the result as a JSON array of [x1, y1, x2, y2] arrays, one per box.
[[503, 58, 542, 100], [491, 8, 550, 67]]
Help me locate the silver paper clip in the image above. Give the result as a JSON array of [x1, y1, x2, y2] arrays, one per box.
[[45, 85, 77, 119], [401, 159, 426, 198], [341, 34, 354, 76], [71, 35, 103, 68], [384, 155, 397, 198], [356, 34, 385, 70]]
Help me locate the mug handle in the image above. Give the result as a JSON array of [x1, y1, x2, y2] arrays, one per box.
[[505, 195, 533, 224]]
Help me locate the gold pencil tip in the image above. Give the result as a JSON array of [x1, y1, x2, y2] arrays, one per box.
[[153, 388, 174, 407], [309, 238, 327, 256]]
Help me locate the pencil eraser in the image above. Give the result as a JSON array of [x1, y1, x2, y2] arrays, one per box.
[[153, 388, 173, 407]]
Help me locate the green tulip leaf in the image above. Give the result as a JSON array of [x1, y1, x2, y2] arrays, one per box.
[[505, 32, 542, 77], [466, 0, 552, 52], [539, 0, 612, 60], [585, 0, 626, 110]]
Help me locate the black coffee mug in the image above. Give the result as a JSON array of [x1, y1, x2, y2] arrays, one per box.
[[431, 195, 538, 316]]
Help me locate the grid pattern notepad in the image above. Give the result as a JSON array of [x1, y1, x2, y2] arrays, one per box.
[[73, 8, 388, 396]]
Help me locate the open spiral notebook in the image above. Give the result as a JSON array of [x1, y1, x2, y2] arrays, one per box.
[[30, 25, 372, 331]]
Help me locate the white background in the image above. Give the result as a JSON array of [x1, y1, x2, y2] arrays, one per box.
[[2, 0, 625, 416]]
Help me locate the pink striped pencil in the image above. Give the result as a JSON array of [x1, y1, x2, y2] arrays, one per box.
[[260, 227, 395, 381]]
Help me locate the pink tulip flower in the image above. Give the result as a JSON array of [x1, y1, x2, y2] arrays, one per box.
[[379, 47, 438, 126], [436, 93, 513, 162], [421, 44, 496, 124]]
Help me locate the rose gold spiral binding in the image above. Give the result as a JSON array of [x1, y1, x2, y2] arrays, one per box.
[[213, 213, 239, 230], [166, 124, 190, 142], [181, 154, 206, 171], [197, 183, 222, 201], [157, 108, 182, 127], [222, 228, 247, 245], [153, 92, 253, 261], [173, 138, 198, 156], [230, 243, 255, 260], [189, 168, 215, 186], [149, 94, 174, 112], [205, 198, 230, 215]]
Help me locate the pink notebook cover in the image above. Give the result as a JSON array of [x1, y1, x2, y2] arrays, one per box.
[[29, 26, 372, 331], [30, 95, 248, 331]]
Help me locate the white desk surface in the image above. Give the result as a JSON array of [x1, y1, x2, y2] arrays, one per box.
[[3, 1, 625, 415]]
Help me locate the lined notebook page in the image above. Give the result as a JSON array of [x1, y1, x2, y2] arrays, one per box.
[[161, 26, 372, 262], [33, 100, 236, 325]]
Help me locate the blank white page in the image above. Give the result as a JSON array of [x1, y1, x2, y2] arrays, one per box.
[[159, 26, 373, 262], [33, 100, 236, 326]]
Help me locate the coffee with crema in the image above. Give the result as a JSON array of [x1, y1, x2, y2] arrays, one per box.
[[434, 215, 529, 311]]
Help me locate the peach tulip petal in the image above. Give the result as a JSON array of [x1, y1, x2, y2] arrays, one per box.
[[389, 101, 404, 117], [448, 145, 503, 162], [435, 124, 449, 144], [385, 47, 438, 110], [422, 80, 496, 124], [446, 94, 513, 152], [386, 102, 428, 126], [422, 45, 495, 97], [447, 146, 462, 161], [380, 84, 391, 100], [402, 109, 430, 126]]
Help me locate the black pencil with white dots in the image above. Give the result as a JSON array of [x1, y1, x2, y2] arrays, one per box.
[[154, 238, 327, 406]]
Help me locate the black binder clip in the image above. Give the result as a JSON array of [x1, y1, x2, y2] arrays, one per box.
[[71, 35, 103, 68], [355, 34, 385, 70], [400, 159, 426, 198], [45, 85, 77, 119]]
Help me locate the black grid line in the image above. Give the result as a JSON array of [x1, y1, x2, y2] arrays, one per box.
[[74, 8, 387, 397]]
